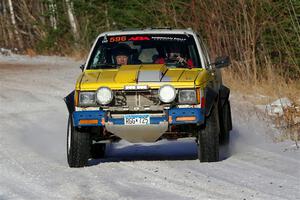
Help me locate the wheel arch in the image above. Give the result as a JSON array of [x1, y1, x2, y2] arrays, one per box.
[[64, 90, 75, 114]]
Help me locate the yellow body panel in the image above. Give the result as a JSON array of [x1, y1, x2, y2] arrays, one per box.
[[114, 65, 140, 83], [163, 69, 184, 81], [140, 64, 168, 73], [178, 68, 202, 82], [76, 64, 209, 90], [80, 70, 100, 83], [98, 70, 118, 82]]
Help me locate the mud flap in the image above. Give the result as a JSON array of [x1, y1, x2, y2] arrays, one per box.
[[228, 102, 232, 131], [219, 85, 232, 131], [64, 90, 75, 114], [219, 85, 230, 107], [205, 87, 218, 117]]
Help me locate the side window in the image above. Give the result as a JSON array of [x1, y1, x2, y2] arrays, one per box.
[[202, 40, 211, 64], [91, 50, 101, 67], [197, 36, 210, 67], [90, 46, 109, 68], [188, 44, 200, 67]]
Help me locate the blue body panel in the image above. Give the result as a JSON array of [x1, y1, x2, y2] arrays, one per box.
[[73, 108, 204, 127], [167, 108, 204, 125], [73, 110, 105, 126]]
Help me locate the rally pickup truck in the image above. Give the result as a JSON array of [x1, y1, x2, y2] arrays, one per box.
[[65, 28, 232, 168]]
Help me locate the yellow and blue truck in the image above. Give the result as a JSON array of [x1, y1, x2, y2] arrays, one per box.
[[65, 28, 232, 167]]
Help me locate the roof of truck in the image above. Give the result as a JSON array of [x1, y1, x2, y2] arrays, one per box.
[[98, 28, 196, 37]]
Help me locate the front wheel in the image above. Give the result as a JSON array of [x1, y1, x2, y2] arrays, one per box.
[[67, 116, 91, 168], [197, 103, 220, 162]]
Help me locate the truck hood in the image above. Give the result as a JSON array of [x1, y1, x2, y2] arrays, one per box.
[[76, 64, 208, 90]]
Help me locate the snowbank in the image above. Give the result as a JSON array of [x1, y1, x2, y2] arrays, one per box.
[[257, 97, 293, 116]]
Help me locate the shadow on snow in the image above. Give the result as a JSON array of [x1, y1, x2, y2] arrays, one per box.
[[88, 137, 233, 166]]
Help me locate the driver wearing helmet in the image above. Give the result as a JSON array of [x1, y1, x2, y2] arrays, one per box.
[[112, 43, 132, 65]]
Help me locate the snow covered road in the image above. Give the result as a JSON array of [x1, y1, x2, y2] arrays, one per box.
[[0, 56, 299, 200]]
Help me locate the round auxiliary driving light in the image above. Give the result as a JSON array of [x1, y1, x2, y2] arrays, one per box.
[[158, 85, 176, 103], [96, 87, 113, 105]]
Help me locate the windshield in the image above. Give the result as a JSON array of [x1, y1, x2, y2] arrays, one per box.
[[87, 34, 201, 69]]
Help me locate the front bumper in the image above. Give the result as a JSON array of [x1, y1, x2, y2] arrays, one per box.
[[72, 108, 204, 127]]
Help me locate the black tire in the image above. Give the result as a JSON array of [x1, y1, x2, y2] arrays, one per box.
[[67, 116, 91, 168], [197, 103, 220, 162], [91, 143, 106, 159], [219, 100, 231, 145]]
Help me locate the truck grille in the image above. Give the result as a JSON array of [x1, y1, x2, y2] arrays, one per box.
[[114, 90, 160, 108]]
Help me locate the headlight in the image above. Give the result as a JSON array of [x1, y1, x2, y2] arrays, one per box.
[[179, 90, 197, 104], [96, 87, 113, 105], [79, 92, 96, 106], [158, 85, 176, 103]]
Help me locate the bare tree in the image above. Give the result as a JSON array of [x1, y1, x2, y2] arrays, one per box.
[[49, 0, 57, 30], [65, 0, 79, 42], [104, 3, 110, 30], [7, 0, 23, 50], [0, 0, 11, 47]]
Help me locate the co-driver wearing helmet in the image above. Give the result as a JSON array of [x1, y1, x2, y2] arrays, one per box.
[[155, 46, 194, 68]]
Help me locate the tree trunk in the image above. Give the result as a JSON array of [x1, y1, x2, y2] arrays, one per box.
[[2, 0, 13, 48], [38, 1, 46, 26], [65, 0, 79, 43], [49, 0, 57, 30], [0, 16, 6, 47], [104, 3, 110, 30], [7, 0, 23, 50]]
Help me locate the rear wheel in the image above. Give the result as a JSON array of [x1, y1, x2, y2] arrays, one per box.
[[197, 103, 220, 162], [67, 115, 91, 168]]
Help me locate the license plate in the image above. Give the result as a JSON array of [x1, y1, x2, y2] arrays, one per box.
[[124, 114, 150, 125]]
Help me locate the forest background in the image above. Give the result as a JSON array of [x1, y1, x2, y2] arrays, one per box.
[[0, 0, 299, 91]]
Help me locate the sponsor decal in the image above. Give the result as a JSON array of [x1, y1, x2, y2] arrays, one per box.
[[124, 85, 149, 90], [108, 36, 151, 43], [109, 36, 127, 42], [107, 35, 186, 43], [151, 36, 186, 42], [128, 36, 150, 41]]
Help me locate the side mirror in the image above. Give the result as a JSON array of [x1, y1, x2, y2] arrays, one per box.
[[214, 56, 230, 68], [80, 64, 85, 72]]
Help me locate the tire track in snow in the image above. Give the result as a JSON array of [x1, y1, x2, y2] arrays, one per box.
[[0, 144, 64, 199], [113, 160, 286, 200]]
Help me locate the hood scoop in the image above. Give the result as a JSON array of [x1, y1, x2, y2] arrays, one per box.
[[138, 64, 168, 82]]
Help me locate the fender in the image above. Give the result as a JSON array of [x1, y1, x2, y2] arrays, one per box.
[[64, 90, 75, 114], [205, 87, 218, 117], [219, 85, 230, 107]]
